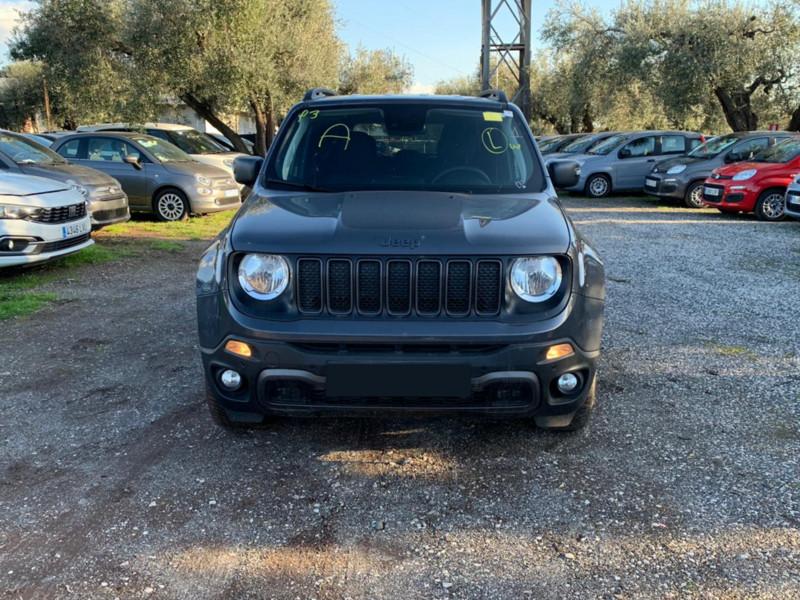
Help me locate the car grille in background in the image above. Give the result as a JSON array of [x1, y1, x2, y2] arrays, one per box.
[[33, 203, 87, 224], [296, 257, 504, 317]]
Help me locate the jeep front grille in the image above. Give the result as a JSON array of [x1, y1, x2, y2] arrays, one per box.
[[296, 257, 504, 317]]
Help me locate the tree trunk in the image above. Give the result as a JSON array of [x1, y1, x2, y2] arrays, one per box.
[[180, 92, 250, 154], [581, 106, 594, 133], [250, 99, 268, 157], [788, 105, 800, 132], [714, 87, 758, 131]]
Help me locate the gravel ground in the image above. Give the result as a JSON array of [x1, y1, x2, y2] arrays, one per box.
[[1, 196, 799, 599]]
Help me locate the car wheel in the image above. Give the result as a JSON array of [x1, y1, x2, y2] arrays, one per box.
[[684, 181, 705, 209], [542, 374, 597, 432], [754, 189, 786, 222], [153, 188, 189, 222], [585, 174, 611, 198]]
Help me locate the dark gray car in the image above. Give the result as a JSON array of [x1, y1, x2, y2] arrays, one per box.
[[644, 131, 796, 208], [0, 130, 129, 228], [52, 132, 240, 221]]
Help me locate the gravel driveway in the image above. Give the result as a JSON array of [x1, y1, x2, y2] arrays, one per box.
[[1, 197, 799, 599]]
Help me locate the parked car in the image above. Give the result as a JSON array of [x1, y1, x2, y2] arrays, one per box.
[[197, 89, 605, 431], [77, 123, 248, 182], [0, 172, 93, 268], [537, 133, 589, 155], [645, 131, 795, 208], [0, 130, 129, 229], [52, 132, 240, 221], [542, 132, 620, 166], [18, 133, 55, 147], [553, 131, 704, 197], [784, 176, 800, 220], [209, 132, 255, 155], [702, 137, 800, 221]]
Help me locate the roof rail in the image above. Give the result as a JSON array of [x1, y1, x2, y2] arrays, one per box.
[[303, 88, 338, 102], [479, 89, 508, 103]]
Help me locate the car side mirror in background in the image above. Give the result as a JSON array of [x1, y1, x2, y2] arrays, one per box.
[[123, 155, 142, 170], [618, 148, 631, 159], [234, 156, 264, 187], [548, 161, 580, 189]]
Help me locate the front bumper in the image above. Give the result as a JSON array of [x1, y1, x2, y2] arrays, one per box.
[[198, 291, 604, 425], [188, 186, 242, 214], [701, 181, 757, 211], [0, 217, 94, 267], [643, 174, 687, 200], [785, 187, 800, 220], [89, 194, 130, 228]]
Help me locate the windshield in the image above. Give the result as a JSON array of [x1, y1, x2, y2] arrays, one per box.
[[562, 134, 608, 154], [0, 133, 65, 165], [688, 134, 738, 159], [166, 129, 227, 154], [588, 134, 628, 155], [266, 103, 544, 194], [132, 135, 192, 162], [537, 137, 565, 153], [752, 138, 800, 163]]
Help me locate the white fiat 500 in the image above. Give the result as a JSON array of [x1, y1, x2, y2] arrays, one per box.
[[0, 172, 93, 268]]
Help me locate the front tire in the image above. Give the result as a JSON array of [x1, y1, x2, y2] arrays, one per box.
[[585, 174, 611, 198], [754, 189, 786, 222], [684, 181, 705, 209], [153, 188, 189, 222]]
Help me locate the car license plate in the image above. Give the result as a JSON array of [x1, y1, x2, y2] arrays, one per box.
[[645, 178, 658, 188], [61, 220, 90, 239], [326, 364, 472, 398], [224, 189, 239, 198], [704, 186, 720, 197]]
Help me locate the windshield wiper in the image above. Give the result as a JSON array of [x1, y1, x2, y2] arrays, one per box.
[[266, 179, 332, 193]]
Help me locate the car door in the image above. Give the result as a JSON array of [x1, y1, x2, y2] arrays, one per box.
[[81, 137, 151, 208], [615, 135, 657, 190]]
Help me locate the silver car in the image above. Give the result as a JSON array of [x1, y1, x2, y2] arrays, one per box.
[[784, 176, 800, 220], [52, 132, 240, 221], [553, 131, 704, 197], [0, 130, 130, 229]]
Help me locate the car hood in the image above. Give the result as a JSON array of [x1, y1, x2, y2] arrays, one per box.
[[0, 172, 69, 196], [231, 190, 571, 255], [18, 162, 118, 187], [652, 156, 705, 173], [163, 160, 232, 179], [713, 161, 786, 178]]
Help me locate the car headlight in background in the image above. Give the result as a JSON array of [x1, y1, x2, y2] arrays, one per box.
[[238, 254, 290, 300], [195, 174, 212, 187], [65, 179, 89, 199], [510, 256, 562, 303], [666, 164, 687, 175], [0, 204, 41, 220], [732, 169, 757, 181]]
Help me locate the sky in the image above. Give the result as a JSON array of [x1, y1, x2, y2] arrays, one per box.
[[0, 0, 620, 85]]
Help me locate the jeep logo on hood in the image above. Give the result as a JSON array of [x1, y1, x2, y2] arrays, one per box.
[[379, 236, 422, 249]]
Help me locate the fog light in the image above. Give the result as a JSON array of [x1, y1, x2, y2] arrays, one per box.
[[557, 373, 579, 394], [224, 339, 252, 358], [545, 343, 574, 361], [220, 369, 242, 390]]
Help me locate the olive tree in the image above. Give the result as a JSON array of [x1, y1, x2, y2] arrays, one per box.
[[339, 48, 413, 95]]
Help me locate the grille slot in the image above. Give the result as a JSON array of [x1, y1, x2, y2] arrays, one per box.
[[297, 256, 506, 318], [33, 203, 87, 224], [297, 259, 323, 313], [327, 259, 353, 314]]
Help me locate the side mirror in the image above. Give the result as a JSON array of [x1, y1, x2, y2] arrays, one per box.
[[724, 151, 741, 163], [234, 156, 264, 187], [548, 160, 580, 189], [618, 148, 631, 159], [124, 155, 142, 170]]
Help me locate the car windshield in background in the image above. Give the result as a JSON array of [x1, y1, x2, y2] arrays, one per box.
[[0, 134, 65, 165], [267, 104, 544, 194], [688, 134, 738, 158], [752, 138, 800, 163], [168, 129, 227, 154], [133, 136, 192, 163], [588, 134, 628, 155], [562, 135, 606, 154], [537, 137, 563, 153]]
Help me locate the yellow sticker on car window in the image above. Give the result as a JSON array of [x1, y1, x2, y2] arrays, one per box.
[[483, 112, 504, 122]]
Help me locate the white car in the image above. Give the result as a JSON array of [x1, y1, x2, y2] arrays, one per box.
[[786, 177, 800, 220], [76, 122, 248, 184], [0, 173, 93, 268]]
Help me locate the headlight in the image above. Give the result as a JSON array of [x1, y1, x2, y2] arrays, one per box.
[[510, 257, 562, 303], [732, 169, 757, 181], [0, 204, 41, 220], [65, 179, 89, 199], [238, 254, 290, 300], [195, 174, 212, 186], [666, 164, 686, 175]]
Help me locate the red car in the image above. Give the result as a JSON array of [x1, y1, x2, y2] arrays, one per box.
[[702, 137, 800, 221]]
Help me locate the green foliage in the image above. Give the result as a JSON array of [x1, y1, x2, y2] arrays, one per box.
[[0, 61, 45, 130], [339, 48, 414, 95]]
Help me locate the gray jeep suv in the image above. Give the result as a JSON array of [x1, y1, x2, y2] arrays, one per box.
[[196, 89, 606, 432], [645, 131, 795, 208]]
